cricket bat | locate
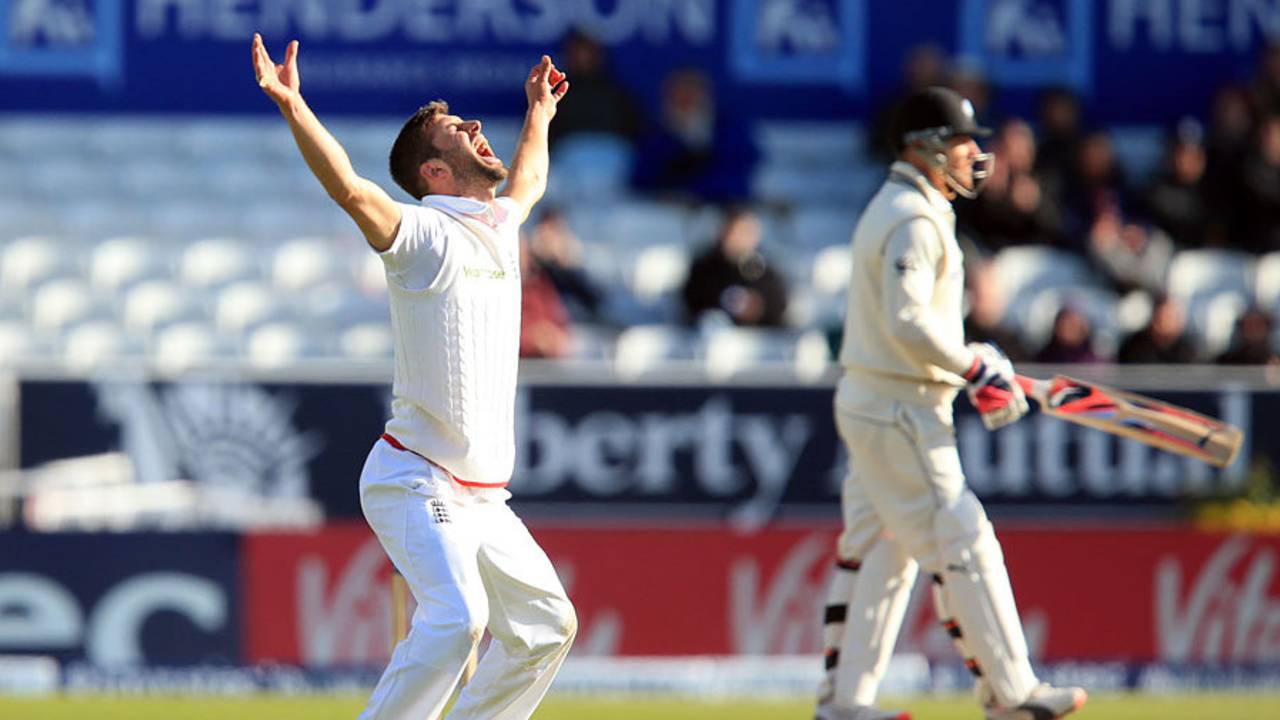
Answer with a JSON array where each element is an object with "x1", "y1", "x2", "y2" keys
[{"x1": 1014, "y1": 375, "x2": 1244, "y2": 468}]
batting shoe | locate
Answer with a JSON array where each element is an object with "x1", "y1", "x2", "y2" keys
[
  {"x1": 983, "y1": 682, "x2": 1087, "y2": 720},
  {"x1": 814, "y1": 702, "x2": 911, "y2": 720}
]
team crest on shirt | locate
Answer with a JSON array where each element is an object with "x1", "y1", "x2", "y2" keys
[{"x1": 429, "y1": 498, "x2": 451, "y2": 524}]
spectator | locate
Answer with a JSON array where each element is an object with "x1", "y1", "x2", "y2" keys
[
  {"x1": 528, "y1": 208, "x2": 605, "y2": 323},
  {"x1": 1063, "y1": 130, "x2": 1129, "y2": 244},
  {"x1": 681, "y1": 207, "x2": 788, "y2": 327},
  {"x1": 633, "y1": 68, "x2": 757, "y2": 202},
  {"x1": 547, "y1": 30, "x2": 641, "y2": 147},
  {"x1": 1251, "y1": 44, "x2": 1280, "y2": 118},
  {"x1": 1204, "y1": 86, "x2": 1254, "y2": 248},
  {"x1": 869, "y1": 44, "x2": 947, "y2": 160},
  {"x1": 1143, "y1": 118, "x2": 1219, "y2": 247},
  {"x1": 1239, "y1": 114, "x2": 1280, "y2": 253},
  {"x1": 1117, "y1": 295, "x2": 1197, "y2": 363},
  {"x1": 1217, "y1": 306, "x2": 1280, "y2": 364},
  {"x1": 1086, "y1": 209, "x2": 1174, "y2": 295},
  {"x1": 1035, "y1": 306, "x2": 1102, "y2": 364},
  {"x1": 964, "y1": 259, "x2": 1030, "y2": 361},
  {"x1": 956, "y1": 118, "x2": 1066, "y2": 251},
  {"x1": 519, "y1": 236, "x2": 572, "y2": 359},
  {"x1": 1034, "y1": 86, "x2": 1084, "y2": 195}
]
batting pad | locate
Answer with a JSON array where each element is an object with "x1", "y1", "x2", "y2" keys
[
  {"x1": 935, "y1": 492, "x2": 1038, "y2": 707},
  {"x1": 819, "y1": 538, "x2": 918, "y2": 708}
]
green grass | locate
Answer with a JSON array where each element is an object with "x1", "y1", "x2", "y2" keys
[{"x1": 0, "y1": 693, "x2": 1277, "y2": 719}]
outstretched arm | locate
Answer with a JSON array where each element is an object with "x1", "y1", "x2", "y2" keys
[
  {"x1": 252, "y1": 33, "x2": 401, "y2": 251},
  {"x1": 501, "y1": 55, "x2": 569, "y2": 223}
]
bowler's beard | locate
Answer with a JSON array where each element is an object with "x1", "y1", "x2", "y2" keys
[{"x1": 446, "y1": 146, "x2": 509, "y2": 191}]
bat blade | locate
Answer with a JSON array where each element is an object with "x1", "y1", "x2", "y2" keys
[{"x1": 1015, "y1": 375, "x2": 1244, "y2": 468}]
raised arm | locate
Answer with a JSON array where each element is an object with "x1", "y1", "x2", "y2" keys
[
  {"x1": 251, "y1": 34, "x2": 401, "y2": 251},
  {"x1": 501, "y1": 55, "x2": 569, "y2": 223}
]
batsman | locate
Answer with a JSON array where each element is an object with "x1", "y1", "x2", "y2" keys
[{"x1": 814, "y1": 87, "x2": 1087, "y2": 720}]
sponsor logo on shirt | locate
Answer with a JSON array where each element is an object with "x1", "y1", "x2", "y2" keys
[{"x1": 463, "y1": 266, "x2": 507, "y2": 280}]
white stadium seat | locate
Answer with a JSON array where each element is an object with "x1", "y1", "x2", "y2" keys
[
  {"x1": 614, "y1": 324, "x2": 702, "y2": 377},
  {"x1": 179, "y1": 238, "x2": 259, "y2": 290},
  {"x1": 214, "y1": 281, "x2": 288, "y2": 341},
  {"x1": 29, "y1": 279, "x2": 100, "y2": 338},
  {"x1": 1165, "y1": 249, "x2": 1255, "y2": 305},
  {"x1": 629, "y1": 243, "x2": 689, "y2": 303},
  {"x1": 89, "y1": 236, "x2": 169, "y2": 298},
  {"x1": 121, "y1": 279, "x2": 204, "y2": 341},
  {"x1": 1, "y1": 236, "x2": 70, "y2": 300},
  {"x1": 704, "y1": 327, "x2": 831, "y2": 381},
  {"x1": 339, "y1": 321, "x2": 394, "y2": 360},
  {"x1": 62, "y1": 320, "x2": 131, "y2": 370},
  {"x1": 152, "y1": 321, "x2": 224, "y2": 372}
]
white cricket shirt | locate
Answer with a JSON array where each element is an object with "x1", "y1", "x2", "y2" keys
[
  {"x1": 379, "y1": 194, "x2": 522, "y2": 487},
  {"x1": 837, "y1": 161, "x2": 976, "y2": 408}
]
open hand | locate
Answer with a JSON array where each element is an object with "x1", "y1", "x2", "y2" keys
[
  {"x1": 525, "y1": 55, "x2": 569, "y2": 115},
  {"x1": 252, "y1": 33, "x2": 300, "y2": 107}
]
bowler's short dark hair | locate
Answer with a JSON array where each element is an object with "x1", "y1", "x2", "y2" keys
[{"x1": 389, "y1": 100, "x2": 449, "y2": 199}]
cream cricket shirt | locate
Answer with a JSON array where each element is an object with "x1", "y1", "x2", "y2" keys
[
  {"x1": 837, "y1": 161, "x2": 977, "y2": 409},
  {"x1": 379, "y1": 194, "x2": 522, "y2": 487}
]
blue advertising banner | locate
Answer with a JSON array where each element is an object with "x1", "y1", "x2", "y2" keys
[
  {"x1": 0, "y1": 0, "x2": 1277, "y2": 122},
  {"x1": 0, "y1": 532, "x2": 241, "y2": 666},
  {"x1": 15, "y1": 378, "x2": 1270, "y2": 522}
]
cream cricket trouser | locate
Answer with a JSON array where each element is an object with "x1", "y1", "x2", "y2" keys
[
  {"x1": 357, "y1": 439, "x2": 577, "y2": 720},
  {"x1": 827, "y1": 392, "x2": 1038, "y2": 709}
]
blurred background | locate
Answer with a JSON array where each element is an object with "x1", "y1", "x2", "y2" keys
[{"x1": 2, "y1": 0, "x2": 1280, "y2": 714}]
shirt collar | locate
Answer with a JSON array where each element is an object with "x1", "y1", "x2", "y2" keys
[
  {"x1": 421, "y1": 194, "x2": 491, "y2": 215},
  {"x1": 889, "y1": 160, "x2": 952, "y2": 213}
]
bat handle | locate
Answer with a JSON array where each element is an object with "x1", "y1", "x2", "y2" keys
[{"x1": 1015, "y1": 374, "x2": 1050, "y2": 404}]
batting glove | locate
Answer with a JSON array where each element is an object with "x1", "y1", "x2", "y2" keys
[{"x1": 963, "y1": 342, "x2": 1029, "y2": 430}]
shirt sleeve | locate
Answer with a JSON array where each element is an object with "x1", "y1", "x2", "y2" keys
[
  {"x1": 881, "y1": 217, "x2": 976, "y2": 377},
  {"x1": 379, "y1": 203, "x2": 449, "y2": 292}
]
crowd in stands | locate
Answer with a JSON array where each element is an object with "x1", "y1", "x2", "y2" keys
[{"x1": 517, "y1": 36, "x2": 1280, "y2": 367}]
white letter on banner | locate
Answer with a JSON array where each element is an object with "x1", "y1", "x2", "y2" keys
[
  {"x1": 575, "y1": 0, "x2": 643, "y2": 44},
  {"x1": 695, "y1": 397, "x2": 742, "y2": 495},
  {"x1": 1230, "y1": 0, "x2": 1280, "y2": 50},
  {"x1": 574, "y1": 412, "x2": 636, "y2": 495},
  {"x1": 136, "y1": 0, "x2": 205, "y2": 40},
  {"x1": 1179, "y1": 0, "x2": 1226, "y2": 52},
  {"x1": 335, "y1": 0, "x2": 399, "y2": 42},
  {"x1": 405, "y1": 0, "x2": 453, "y2": 42},
  {"x1": 455, "y1": 0, "x2": 521, "y2": 42},
  {"x1": 731, "y1": 415, "x2": 811, "y2": 530},
  {"x1": 260, "y1": 0, "x2": 331, "y2": 38},
  {"x1": 1110, "y1": 0, "x2": 1174, "y2": 50},
  {"x1": 210, "y1": 0, "x2": 256, "y2": 41},
  {"x1": 522, "y1": 0, "x2": 570, "y2": 44},
  {"x1": 0, "y1": 574, "x2": 82, "y2": 648},
  {"x1": 86, "y1": 573, "x2": 225, "y2": 667},
  {"x1": 635, "y1": 413, "x2": 697, "y2": 495}
]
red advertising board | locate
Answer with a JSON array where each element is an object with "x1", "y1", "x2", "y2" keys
[{"x1": 241, "y1": 522, "x2": 1280, "y2": 666}]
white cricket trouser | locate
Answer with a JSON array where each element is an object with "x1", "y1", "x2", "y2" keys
[
  {"x1": 824, "y1": 384, "x2": 1038, "y2": 709},
  {"x1": 358, "y1": 438, "x2": 577, "y2": 720}
]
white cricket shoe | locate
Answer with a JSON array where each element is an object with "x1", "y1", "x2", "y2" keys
[
  {"x1": 814, "y1": 702, "x2": 911, "y2": 720},
  {"x1": 983, "y1": 682, "x2": 1087, "y2": 720}
]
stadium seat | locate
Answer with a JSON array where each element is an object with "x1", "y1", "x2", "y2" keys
[
  {"x1": 1108, "y1": 125, "x2": 1166, "y2": 184},
  {"x1": 629, "y1": 244, "x2": 689, "y2": 303},
  {"x1": 271, "y1": 237, "x2": 347, "y2": 292},
  {"x1": 565, "y1": 324, "x2": 618, "y2": 361},
  {"x1": 121, "y1": 280, "x2": 205, "y2": 341},
  {"x1": 1, "y1": 236, "x2": 71, "y2": 300},
  {"x1": 245, "y1": 321, "x2": 317, "y2": 368},
  {"x1": 151, "y1": 321, "x2": 224, "y2": 372},
  {"x1": 594, "y1": 201, "x2": 690, "y2": 248},
  {"x1": 86, "y1": 118, "x2": 182, "y2": 161},
  {"x1": 0, "y1": 320, "x2": 39, "y2": 362},
  {"x1": 704, "y1": 327, "x2": 831, "y2": 381},
  {"x1": 179, "y1": 238, "x2": 259, "y2": 291},
  {"x1": 754, "y1": 121, "x2": 864, "y2": 168},
  {"x1": 790, "y1": 207, "x2": 859, "y2": 249},
  {"x1": 89, "y1": 236, "x2": 169, "y2": 299},
  {"x1": 1165, "y1": 249, "x2": 1255, "y2": 305},
  {"x1": 339, "y1": 321, "x2": 394, "y2": 360},
  {"x1": 548, "y1": 133, "x2": 636, "y2": 203},
  {"x1": 61, "y1": 320, "x2": 131, "y2": 370},
  {"x1": 1187, "y1": 290, "x2": 1249, "y2": 360},
  {"x1": 1020, "y1": 285, "x2": 1123, "y2": 356},
  {"x1": 614, "y1": 324, "x2": 702, "y2": 377},
  {"x1": 214, "y1": 281, "x2": 288, "y2": 342},
  {"x1": 29, "y1": 279, "x2": 100, "y2": 339},
  {"x1": 1253, "y1": 251, "x2": 1280, "y2": 311}
]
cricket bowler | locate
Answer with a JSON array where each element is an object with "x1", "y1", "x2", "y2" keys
[{"x1": 253, "y1": 34, "x2": 576, "y2": 719}]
